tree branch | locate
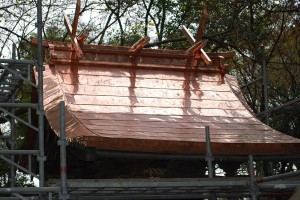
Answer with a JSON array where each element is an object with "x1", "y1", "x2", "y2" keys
[{"x1": 0, "y1": 26, "x2": 31, "y2": 44}]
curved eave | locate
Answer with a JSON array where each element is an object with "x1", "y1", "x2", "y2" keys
[{"x1": 37, "y1": 41, "x2": 300, "y2": 155}]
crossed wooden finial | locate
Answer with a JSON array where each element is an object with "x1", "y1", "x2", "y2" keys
[
  {"x1": 63, "y1": 0, "x2": 89, "y2": 58},
  {"x1": 182, "y1": 25, "x2": 212, "y2": 65}
]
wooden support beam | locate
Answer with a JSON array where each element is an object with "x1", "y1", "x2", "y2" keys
[
  {"x1": 72, "y1": 0, "x2": 81, "y2": 38},
  {"x1": 63, "y1": 11, "x2": 83, "y2": 58},
  {"x1": 182, "y1": 26, "x2": 196, "y2": 44},
  {"x1": 182, "y1": 25, "x2": 211, "y2": 65},
  {"x1": 195, "y1": 2, "x2": 208, "y2": 42},
  {"x1": 187, "y1": 41, "x2": 204, "y2": 56},
  {"x1": 200, "y1": 48, "x2": 212, "y2": 65},
  {"x1": 30, "y1": 37, "x2": 49, "y2": 48},
  {"x1": 77, "y1": 29, "x2": 90, "y2": 46},
  {"x1": 130, "y1": 36, "x2": 150, "y2": 52},
  {"x1": 217, "y1": 56, "x2": 226, "y2": 85}
]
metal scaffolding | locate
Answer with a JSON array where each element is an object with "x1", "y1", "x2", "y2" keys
[
  {"x1": 0, "y1": 0, "x2": 60, "y2": 199},
  {"x1": 0, "y1": 1, "x2": 299, "y2": 200}
]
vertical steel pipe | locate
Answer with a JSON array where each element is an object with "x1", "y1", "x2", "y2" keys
[
  {"x1": 59, "y1": 101, "x2": 69, "y2": 200},
  {"x1": 248, "y1": 155, "x2": 257, "y2": 200},
  {"x1": 28, "y1": 107, "x2": 32, "y2": 124},
  {"x1": 27, "y1": 64, "x2": 31, "y2": 81},
  {"x1": 205, "y1": 126, "x2": 213, "y2": 178},
  {"x1": 28, "y1": 155, "x2": 32, "y2": 181},
  {"x1": 36, "y1": 0, "x2": 45, "y2": 187},
  {"x1": 9, "y1": 93, "x2": 16, "y2": 187},
  {"x1": 12, "y1": 43, "x2": 16, "y2": 60}
]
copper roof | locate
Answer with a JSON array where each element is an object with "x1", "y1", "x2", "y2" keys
[{"x1": 36, "y1": 39, "x2": 300, "y2": 155}]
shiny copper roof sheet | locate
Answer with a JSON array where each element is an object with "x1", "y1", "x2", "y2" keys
[{"x1": 38, "y1": 41, "x2": 300, "y2": 155}]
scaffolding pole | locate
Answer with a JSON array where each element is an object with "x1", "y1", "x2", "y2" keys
[
  {"x1": 36, "y1": 0, "x2": 46, "y2": 187},
  {"x1": 205, "y1": 126, "x2": 214, "y2": 178},
  {"x1": 205, "y1": 126, "x2": 217, "y2": 200},
  {"x1": 248, "y1": 155, "x2": 257, "y2": 200},
  {"x1": 58, "y1": 101, "x2": 69, "y2": 200},
  {"x1": 9, "y1": 94, "x2": 16, "y2": 188}
]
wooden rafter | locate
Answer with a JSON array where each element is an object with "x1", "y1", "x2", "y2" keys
[
  {"x1": 195, "y1": 1, "x2": 208, "y2": 42},
  {"x1": 130, "y1": 36, "x2": 150, "y2": 52},
  {"x1": 187, "y1": 40, "x2": 205, "y2": 55},
  {"x1": 182, "y1": 26, "x2": 196, "y2": 45},
  {"x1": 63, "y1": 11, "x2": 83, "y2": 58},
  {"x1": 77, "y1": 29, "x2": 90, "y2": 46},
  {"x1": 72, "y1": 0, "x2": 81, "y2": 38},
  {"x1": 182, "y1": 25, "x2": 212, "y2": 65}
]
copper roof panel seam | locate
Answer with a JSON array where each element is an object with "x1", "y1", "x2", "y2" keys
[
  {"x1": 67, "y1": 105, "x2": 255, "y2": 112},
  {"x1": 56, "y1": 72, "x2": 221, "y2": 82},
  {"x1": 55, "y1": 67, "x2": 221, "y2": 81},
  {"x1": 58, "y1": 77, "x2": 229, "y2": 90},
  {"x1": 81, "y1": 122, "x2": 272, "y2": 131},
  {"x1": 82, "y1": 137, "x2": 274, "y2": 143},
  {"x1": 86, "y1": 125, "x2": 275, "y2": 132},
  {"x1": 81, "y1": 134, "x2": 296, "y2": 143},
  {"x1": 83, "y1": 134, "x2": 290, "y2": 139},
  {"x1": 60, "y1": 81, "x2": 231, "y2": 93},
  {"x1": 78, "y1": 116, "x2": 261, "y2": 123},
  {"x1": 67, "y1": 105, "x2": 254, "y2": 117},
  {"x1": 87, "y1": 132, "x2": 278, "y2": 139},
  {"x1": 83, "y1": 135, "x2": 292, "y2": 142},
  {"x1": 56, "y1": 72, "x2": 220, "y2": 83},
  {"x1": 59, "y1": 85, "x2": 231, "y2": 92},
  {"x1": 73, "y1": 115, "x2": 262, "y2": 126},
  {"x1": 82, "y1": 125, "x2": 278, "y2": 136},
  {"x1": 59, "y1": 87, "x2": 228, "y2": 95},
  {"x1": 77, "y1": 118, "x2": 263, "y2": 125},
  {"x1": 51, "y1": 60, "x2": 222, "y2": 72},
  {"x1": 71, "y1": 111, "x2": 260, "y2": 121},
  {"x1": 66, "y1": 99, "x2": 246, "y2": 110},
  {"x1": 60, "y1": 85, "x2": 235, "y2": 96},
  {"x1": 86, "y1": 126, "x2": 274, "y2": 133},
  {"x1": 64, "y1": 93, "x2": 242, "y2": 102},
  {"x1": 87, "y1": 130, "x2": 276, "y2": 136},
  {"x1": 85, "y1": 138, "x2": 299, "y2": 145}
]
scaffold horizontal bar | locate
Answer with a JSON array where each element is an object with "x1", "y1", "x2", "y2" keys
[
  {"x1": 0, "y1": 187, "x2": 60, "y2": 193},
  {"x1": 0, "y1": 103, "x2": 37, "y2": 108},
  {"x1": 61, "y1": 178, "x2": 249, "y2": 188},
  {"x1": 0, "y1": 59, "x2": 35, "y2": 65},
  {"x1": 95, "y1": 150, "x2": 300, "y2": 161},
  {"x1": 0, "y1": 150, "x2": 39, "y2": 155},
  {"x1": 67, "y1": 193, "x2": 251, "y2": 200},
  {"x1": 257, "y1": 170, "x2": 300, "y2": 183}
]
